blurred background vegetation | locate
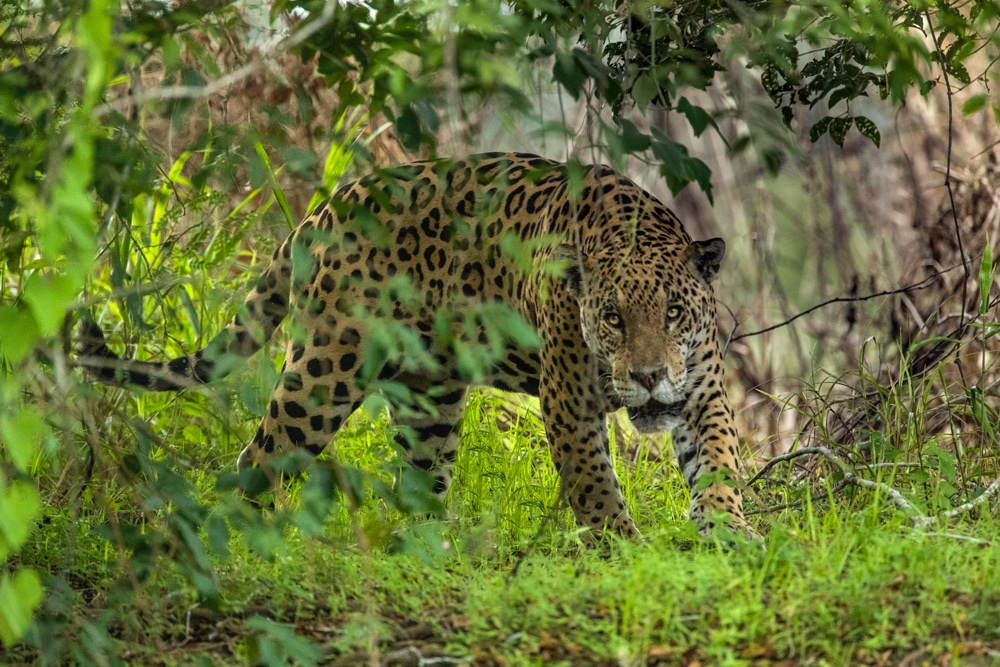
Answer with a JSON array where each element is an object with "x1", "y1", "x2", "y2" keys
[{"x1": 2, "y1": 0, "x2": 1000, "y2": 663}]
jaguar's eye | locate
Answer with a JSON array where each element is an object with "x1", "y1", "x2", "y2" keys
[
  {"x1": 603, "y1": 311, "x2": 624, "y2": 329},
  {"x1": 665, "y1": 305, "x2": 682, "y2": 321}
]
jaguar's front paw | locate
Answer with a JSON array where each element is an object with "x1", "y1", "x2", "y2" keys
[
  {"x1": 690, "y1": 504, "x2": 763, "y2": 549},
  {"x1": 576, "y1": 511, "x2": 642, "y2": 546}
]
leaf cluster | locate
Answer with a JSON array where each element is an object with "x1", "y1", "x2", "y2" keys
[{"x1": 504, "y1": 0, "x2": 1000, "y2": 187}]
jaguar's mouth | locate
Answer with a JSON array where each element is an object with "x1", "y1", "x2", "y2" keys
[{"x1": 626, "y1": 399, "x2": 686, "y2": 433}]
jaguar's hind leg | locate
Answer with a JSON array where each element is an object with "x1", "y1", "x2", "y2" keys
[
  {"x1": 390, "y1": 379, "x2": 468, "y2": 497},
  {"x1": 237, "y1": 337, "x2": 366, "y2": 478}
]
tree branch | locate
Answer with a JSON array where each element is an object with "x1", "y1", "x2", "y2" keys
[
  {"x1": 731, "y1": 269, "x2": 955, "y2": 342},
  {"x1": 746, "y1": 447, "x2": 828, "y2": 486},
  {"x1": 749, "y1": 445, "x2": 999, "y2": 528}
]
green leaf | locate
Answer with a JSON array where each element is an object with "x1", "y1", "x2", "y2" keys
[
  {"x1": 650, "y1": 130, "x2": 713, "y2": 203},
  {"x1": 180, "y1": 286, "x2": 202, "y2": 339},
  {"x1": 396, "y1": 467, "x2": 446, "y2": 516},
  {"x1": 686, "y1": 156, "x2": 713, "y2": 203},
  {"x1": 945, "y1": 36, "x2": 976, "y2": 68},
  {"x1": 828, "y1": 116, "x2": 853, "y2": 146},
  {"x1": 730, "y1": 135, "x2": 751, "y2": 154},
  {"x1": 395, "y1": 105, "x2": 422, "y2": 151},
  {"x1": 760, "y1": 66, "x2": 779, "y2": 97},
  {"x1": 979, "y1": 233, "x2": 994, "y2": 315},
  {"x1": 962, "y1": 94, "x2": 989, "y2": 116},
  {"x1": 23, "y1": 273, "x2": 79, "y2": 336},
  {"x1": 619, "y1": 119, "x2": 651, "y2": 152},
  {"x1": 853, "y1": 116, "x2": 881, "y2": 148},
  {"x1": 780, "y1": 105, "x2": 793, "y2": 128},
  {"x1": 454, "y1": 343, "x2": 487, "y2": 382},
  {"x1": 677, "y1": 97, "x2": 714, "y2": 137},
  {"x1": 0, "y1": 481, "x2": 41, "y2": 551},
  {"x1": 762, "y1": 149, "x2": 784, "y2": 175},
  {"x1": 827, "y1": 87, "x2": 851, "y2": 110},
  {"x1": 245, "y1": 617, "x2": 323, "y2": 666},
  {"x1": 653, "y1": 143, "x2": 688, "y2": 193},
  {"x1": 553, "y1": 52, "x2": 585, "y2": 98},
  {"x1": 1, "y1": 410, "x2": 44, "y2": 473},
  {"x1": 693, "y1": 468, "x2": 732, "y2": 492},
  {"x1": 0, "y1": 569, "x2": 43, "y2": 647},
  {"x1": 908, "y1": 335, "x2": 963, "y2": 353},
  {"x1": 254, "y1": 142, "x2": 296, "y2": 230},
  {"x1": 978, "y1": 322, "x2": 1000, "y2": 340},
  {"x1": 946, "y1": 60, "x2": 971, "y2": 85},
  {"x1": 631, "y1": 72, "x2": 660, "y2": 110},
  {"x1": 927, "y1": 444, "x2": 957, "y2": 483},
  {"x1": 0, "y1": 306, "x2": 41, "y2": 364},
  {"x1": 809, "y1": 116, "x2": 833, "y2": 143}
]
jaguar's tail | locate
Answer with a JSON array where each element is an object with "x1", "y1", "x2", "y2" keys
[{"x1": 77, "y1": 237, "x2": 293, "y2": 391}]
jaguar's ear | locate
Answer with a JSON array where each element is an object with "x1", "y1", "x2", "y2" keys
[
  {"x1": 552, "y1": 244, "x2": 587, "y2": 297},
  {"x1": 686, "y1": 237, "x2": 726, "y2": 283}
]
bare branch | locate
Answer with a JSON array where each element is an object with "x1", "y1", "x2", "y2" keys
[
  {"x1": 839, "y1": 464, "x2": 921, "y2": 516},
  {"x1": 914, "y1": 531, "x2": 989, "y2": 545},
  {"x1": 931, "y1": 474, "x2": 1000, "y2": 524},
  {"x1": 925, "y1": 9, "x2": 970, "y2": 287},
  {"x1": 787, "y1": 445, "x2": 923, "y2": 516},
  {"x1": 735, "y1": 272, "x2": 951, "y2": 342},
  {"x1": 731, "y1": 267, "x2": 959, "y2": 342},
  {"x1": 748, "y1": 444, "x2": 999, "y2": 528},
  {"x1": 744, "y1": 480, "x2": 848, "y2": 516},
  {"x1": 746, "y1": 447, "x2": 829, "y2": 486}
]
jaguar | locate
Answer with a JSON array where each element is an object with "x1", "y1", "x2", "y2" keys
[{"x1": 80, "y1": 152, "x2": 751, "y2": 539}]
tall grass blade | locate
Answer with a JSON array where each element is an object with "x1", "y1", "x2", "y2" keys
[
  {"x1": 979, "y1": 232, "x2": 994, "y2": 315},
  {"x1": 254, "y1": 142, "x2": 296, "y2": 229}
]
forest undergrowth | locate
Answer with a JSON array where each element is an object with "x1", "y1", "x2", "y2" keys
[{"x1": 8, "y1": 364, "x2": 1000, "y2": 666}]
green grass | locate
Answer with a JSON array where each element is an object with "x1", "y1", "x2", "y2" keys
[{"x1": 9, "y1": 387, "x2": 1000, "y2": 666}]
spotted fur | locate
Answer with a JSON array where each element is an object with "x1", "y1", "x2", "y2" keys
[{"x1": 81, "y1": 152, "x2": 750, "y2": 538}]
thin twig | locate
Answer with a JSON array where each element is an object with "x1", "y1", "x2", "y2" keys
[
  {"x1": 914, "y1": 530, "x2": 989, "y2": 544},
  {"x1": 746, "y1": 447, "x2": 828, "y2": 486},
  {"x1": 720, "y1": 301, "x2": 740, "y2": 357},
  {"x1": 864, "y1": 462, "x2": 925, "y2": 469},
  {"x1": 744, "y1": 480, "x2": 849, "y2": 516},
  {"x1": 732, "y1": 269, "x2": 954, "y2": 342},
  {"x1": 378, "y1": 646, "x2": 471, "y2": 666},
  {"x1": 925, "y1": 10, "x2": 969, "y2": 284},
  {"x1": 924, "y1": 10, "x2": 971, "y2": 399}
]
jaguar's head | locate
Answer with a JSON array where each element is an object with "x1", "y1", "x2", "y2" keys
[{"x1": 558, "y1": 237, "x2": 725, "y2": 433}]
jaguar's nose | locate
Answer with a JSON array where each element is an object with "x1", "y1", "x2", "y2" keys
[{"x1": 630, "y1": 368, "x2": 666, "y2": 391}]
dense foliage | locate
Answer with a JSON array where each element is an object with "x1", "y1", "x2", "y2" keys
[{"x1": 1, "y1": 0, "x2": 999, "y2": 662}]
